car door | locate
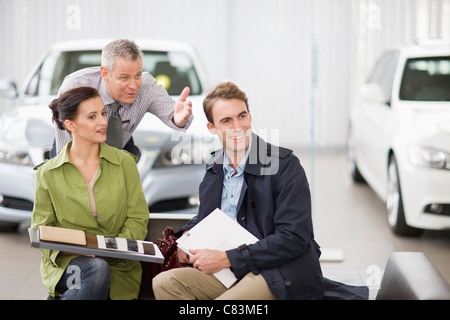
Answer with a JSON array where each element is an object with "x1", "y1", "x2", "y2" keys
[{"x1": 356, "y1": 50, "x2": 399, "y2": 196}]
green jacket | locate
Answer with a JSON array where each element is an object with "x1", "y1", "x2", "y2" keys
[{"x1": 31, "y1": 142, "x2": 149, "y2": 300}]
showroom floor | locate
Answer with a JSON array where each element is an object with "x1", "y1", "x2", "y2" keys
[{"x1": 0, "y1": 149, "x2": 449, "y2": 300}]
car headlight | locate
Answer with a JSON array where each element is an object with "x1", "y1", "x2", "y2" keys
[
  {"x1": 153, "y1": 139, "x2": 216, "y2": 168},
  {"x1": 0, "y1": 143, "x2": 33, "y2": 166},
  {"x1": 408, "y1": 146, "x2": 450, "y2": 170}
]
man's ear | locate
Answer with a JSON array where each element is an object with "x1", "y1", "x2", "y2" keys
[
  {"x1": 100, "y1": 66, "x2": 109, "y2": 82},
  {"x1": 207, "y1": 122, "x2": 216, "y2": 135}
]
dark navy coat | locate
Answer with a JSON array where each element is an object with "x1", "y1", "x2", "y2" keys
[{"x1": 177, "y1": 133, "x2": 325, "y2": 300}]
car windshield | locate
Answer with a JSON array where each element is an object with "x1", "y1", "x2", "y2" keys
[
  {"x1": 399, "y1": 56, "x2": 450, "y2": 101},
  {"x1": 25, "y1": 50, "x2": 203, "y2": 97}
]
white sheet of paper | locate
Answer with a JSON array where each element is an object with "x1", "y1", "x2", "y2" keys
[{"x1": 176, "y1": 208, "x2": 259, "y2": 288}]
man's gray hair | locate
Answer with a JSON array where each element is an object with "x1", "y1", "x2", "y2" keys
[{"x1": 101, "y1": 39, "x2": 143, "y2": 72}]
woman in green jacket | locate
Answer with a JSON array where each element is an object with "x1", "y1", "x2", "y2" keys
[{"x1": 31, "y1": 86, "x2": 149, "y2": 300}]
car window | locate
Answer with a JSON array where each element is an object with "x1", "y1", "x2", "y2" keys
[
  {"x1": 24, "y1": 49, "x2": 203, "y2": 97},
  {"x1": 143, "y1": 51, "x2": 202, "y2": 96},
  {"x1": 52, "y1": 51, "x2": 101, "y2": 95},
  {"x1": 367, "y1": 50, "x2": 399, "y2": 102},
  {"x1": 24, "y1": 50, "x2": 60, "y2": 96},
  {"x1": 399, "y1": 56, "x2": 450, "y2": 101}
]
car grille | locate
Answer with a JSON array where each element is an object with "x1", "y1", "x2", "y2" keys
[
  {"x1": 0, "y1": 195, "x2": 198, "y2": 214},
  {"x1": 149, "y1": 197, "x2": 197, "y2": 212},
  {"x1": 0, "y1": 196, "x2": 34, "y2": 211}
]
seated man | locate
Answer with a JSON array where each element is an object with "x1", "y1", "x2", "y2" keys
[{"x1": 152, "y1": 81, "x2": 325, "y2": 300}]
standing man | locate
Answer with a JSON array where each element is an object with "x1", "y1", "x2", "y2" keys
[
  {"x1": 50, "y1": 38, "x2": 193, "y2": 158},
  {"x1": 152, "y1": 81, "x2": 325, "y2": 300}
]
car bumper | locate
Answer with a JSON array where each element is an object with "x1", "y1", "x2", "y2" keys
[
  {"x1": 0, "y1": 163, "x2": 35, "y2": 223},
  {"x1": 142, "y1": 163, "x2": 203, "y2": 216},
  {"x1": 400, "y1": 162, "x2": 450, "y2": 230},
  {"x1": 0, "y1": 160, "x2": 202, "y2": 225}
]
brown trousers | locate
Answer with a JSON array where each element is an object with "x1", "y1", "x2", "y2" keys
[{"x1": 152, "y1": 267, "x2": 276, "y2": 300}]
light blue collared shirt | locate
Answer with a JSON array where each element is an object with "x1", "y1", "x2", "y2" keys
[{"x1": 221, "y1": 142, "x2": 251, "y2": 221}]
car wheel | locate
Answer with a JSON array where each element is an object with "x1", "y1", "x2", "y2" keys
[
  {"x1": 386, "y1": 155, "x2": 423, "y2": 237},
  {"x1": 346, "y1": 125, "x2": 365, "y2": 183}
]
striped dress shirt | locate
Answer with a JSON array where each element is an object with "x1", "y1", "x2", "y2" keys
[{"x1": 54, "y1": 67, "x2": 192, "y2": 153}]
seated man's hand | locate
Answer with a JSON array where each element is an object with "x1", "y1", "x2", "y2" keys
[
  {"x1": 177, "y1": 247, "x2": 191, "y2": 264},
  {"x1": 189, "y1": 249, "x2": 231, "y2": 274}
]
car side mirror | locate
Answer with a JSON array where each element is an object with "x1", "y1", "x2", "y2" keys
[
  {"x1": 26, "y1": 119, "x2": 54, "y2": 148},
  {"x1": 361, "y1": 83, "x2": 390, "y2": 105},
  {"x1": 0, "y1": 78, "x2": 18, "y2": 99}
]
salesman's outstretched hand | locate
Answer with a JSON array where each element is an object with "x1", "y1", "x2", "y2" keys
[{"x1": 173, "y1": 87, "x2": 192, "y2": 128}]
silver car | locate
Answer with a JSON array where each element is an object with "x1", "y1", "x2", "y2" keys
[{"x1": 0, "y1": 39, "x2": 216, "y2": 239}]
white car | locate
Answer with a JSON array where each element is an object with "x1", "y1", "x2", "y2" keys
[
  {"x1": 0, "y1": 39, "x2": 216, "y2": 238},
  {"x1": 347, "y1": 43, "x2": 450, "y2": 237}
]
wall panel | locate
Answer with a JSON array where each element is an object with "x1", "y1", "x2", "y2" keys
[{"x1": 0, "y1": 0, "x2": 448, "y2": 148}]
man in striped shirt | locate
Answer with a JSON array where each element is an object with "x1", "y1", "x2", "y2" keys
[{"x1": 50, "y1": 39, "x2": 193, "y2": 159}]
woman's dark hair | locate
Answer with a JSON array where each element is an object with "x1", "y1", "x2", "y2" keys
[{"x1": 49, "y1": 86, "x2": 101, "y2": 131}]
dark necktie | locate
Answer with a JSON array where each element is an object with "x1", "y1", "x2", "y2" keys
[{"x1": 105, "y1": 102, "x2": 123, "y2": 149}]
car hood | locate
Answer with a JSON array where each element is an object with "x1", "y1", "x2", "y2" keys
[
  {"x1": 402, "y1": 102, "x2": 450, "y2": 150},
  {"x1": 135, "y1": 94, "x2": 218, "y2": 148},
  {"x1": 0, "y1": 97, "x2": 55, "y2": 148},
  {"x1": 136, "y1": 95, "x2": 210, "y2": 135},
  {"x1": 0, "y1": 94, "x2": 216, "y2": 165}
]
